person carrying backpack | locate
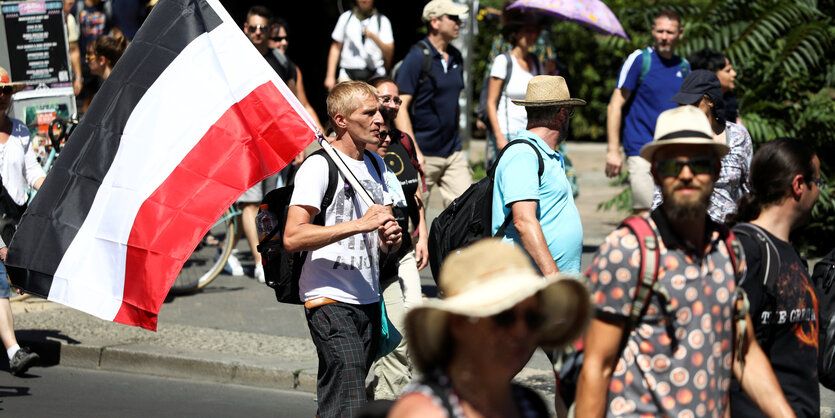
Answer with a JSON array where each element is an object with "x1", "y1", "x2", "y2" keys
[
  {"x1": 484, "y1": 11, "x2": 541, "y2": 165},
  {"x1": 577, "y1": 106, "x2": 793, "y2": 417},
  {"x1": 324, "y1": 0, "x2": 394, "y2": 89},
  {"x1": 492, "y1": 75, "x2": 584, "y2": 276},
  {"x1": 727, "y1": 137, "x2": 823, "y2": 417},
  {"x1": 394, "y1": 0, "x2": 469, "y2": 211}
]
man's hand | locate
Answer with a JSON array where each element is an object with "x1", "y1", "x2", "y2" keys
[
  {"x1": 414, "y1": 236, "x2": 429, "y2": 270},
  {"x1": 379, "y1": 220, "x2": 402, "y2": 250},
  {"x1": 605, "y1": 150, "x2": 623, "y2": 178},
  {"x1": 0, "y1": 247, "x2": 7, "y2": 263},
  {"x1": 359, "y1": 204, "x2": 396, "y2": 233}
]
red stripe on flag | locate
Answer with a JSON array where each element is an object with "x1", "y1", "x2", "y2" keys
[{"x1": 116, "y1": 81, "x2": 313, "y2": 330}]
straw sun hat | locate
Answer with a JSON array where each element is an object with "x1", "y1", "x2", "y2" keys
[
  {"x1": 640, "y1": 105, "x2": 730, "y2": 162},
  {"x1": 405, "y1": 239, "x2": 591, "y2": 372},
  {"x1": 0, "y1": 66, "x2": 25, "y2": 95},
  {"x1": 511, "y1": 75, "x2": 587, "y2": 107}
]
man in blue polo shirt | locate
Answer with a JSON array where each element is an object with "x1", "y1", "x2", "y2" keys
[
  {"x1": 492, "y1": 76, "x2": 585, "y2": 274},
  {"x1": 395, "y1": 0, "x2": 469, "y2": 209},
  {"x1": 605, "y1": 10, "x2": 689, "y2": 215}
]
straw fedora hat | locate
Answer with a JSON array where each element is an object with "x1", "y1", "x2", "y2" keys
[
  {"x1": 405, "y1": 239, "x2": 591, "y2": 373},
  {"x1": 0, "y1": 66, "x2": 26, "y2": 95},
  {"x1": 640, "y1": 105, "x2": 729, "y2": 162},
  {"x1": 511, "y1": 75, "x2": 586, "y2": 107}
]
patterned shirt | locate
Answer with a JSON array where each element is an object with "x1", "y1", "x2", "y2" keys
[
  {"x1": 652, "y1": 121, "x2": 753, "y2": 223},
  {"x1": 587, "y1": 209, "x2": 745, "y2": 417}
]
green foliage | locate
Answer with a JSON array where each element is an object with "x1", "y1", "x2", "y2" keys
[{"x1": 471, "y1": 160, "x2": 487, "y2": 181}]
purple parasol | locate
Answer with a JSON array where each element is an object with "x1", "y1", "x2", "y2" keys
[{"x1": 507, "y1": 0, "x2": 629, "y2": 40}]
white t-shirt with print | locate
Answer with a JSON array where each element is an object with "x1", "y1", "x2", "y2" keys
[
  {"x1": 331, "y1": 11, "x2": 393, "y2": 77},
  {"x1": 490, "y1": 53, "x2": 539, "y2": 138},
  {"x1": 290, "y1": 148, "x2": 392, "y2": 304}
]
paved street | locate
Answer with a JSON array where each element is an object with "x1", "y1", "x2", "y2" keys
[{"x1": 0, "y1": 365, "x2": 316, "y2": 417}]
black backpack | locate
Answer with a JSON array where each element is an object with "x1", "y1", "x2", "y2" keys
[
  {"x1": 427, "y1": 139, "x2": 543, "y2": 281},
  {"x1": 731, "y1": 223, "x2": 782, "y2": 347},
  {"x1": 474, "y1": 51, "x2": 512, "y2": 126},
  {"x1": 812, "y1": 248, "x2": 835, "y2": 389},
  {"x1": 257, "y1": 149, "x2": 380, "y2": 304}
]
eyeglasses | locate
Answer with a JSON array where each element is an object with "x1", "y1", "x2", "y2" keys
[
  {"x1": 85, "y1": 53, "x2": 96, "y2": 60},
  {"x1": 811, "y1": 177, "x2": 826, "y2": 188},
  {"x1": 490, "y1": 308, "x2": 545, "y2": 331},
  {"x1": 271, "y1": 36, "x2": 287, "y2": 42},
  {"x1": 379, "y1": 131, "x2": 389, "y2": 139},
  {"x1": 380, "y1": 96, "x2": 401, "y2": 106},
  {"x1": 562, "y1": 106, "x2": 575, "y2": 118},
  {"x1": 0, "y1": 86, "x2": 14, "y2": 95},
  {"x1": 246, "y1": 24, "x2": 267, "y2": 33},
  {"x1": 655, "y1": 156, "x2": 717, "y2": 178}
]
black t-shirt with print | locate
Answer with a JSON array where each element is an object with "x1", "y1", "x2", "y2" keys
[
  {"x1": 379, "y1": 131, "x2": 420, "y2": 280},
  {"x1": 730, "y1": 228, "x2": 819, "y2": 417}
]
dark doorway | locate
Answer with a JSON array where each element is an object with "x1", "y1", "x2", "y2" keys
[{"x1": 220, "y1": 1, "x2": 427, "y2": 122}]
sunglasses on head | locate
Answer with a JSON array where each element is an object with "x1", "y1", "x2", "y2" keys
[
  {"x1": 0, "y1": 86, "x2": 14, "y2": 95},
  {"x1": 490, "y1": 308, "x2": 545, "y2": 331},
  {"x1": 655, "y1": 156, "x2": 716, "y2": 178},
  {"x1": 271, "y1": 36, "x2": 287, "y2": 42}
]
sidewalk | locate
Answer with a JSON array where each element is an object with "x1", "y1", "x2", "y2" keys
[{"x1": 11, "y1": 140, "x2": 832, "y2": 415}]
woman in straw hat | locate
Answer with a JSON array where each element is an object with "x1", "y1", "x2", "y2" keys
[
  {"x1": 389, "y1": 239, "x2": 590, "y2": 417},
  {"x1": 0, "y1": 66, "x2": 45, "y2": 376}
]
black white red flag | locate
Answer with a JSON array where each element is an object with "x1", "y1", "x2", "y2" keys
[{"x1": 6, "y1": 0, "x2": 316, "y2": 330}]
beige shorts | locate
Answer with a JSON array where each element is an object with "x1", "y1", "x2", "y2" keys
[{"x1": 627, "y1": 156, "x2": 654, "y2": 210}]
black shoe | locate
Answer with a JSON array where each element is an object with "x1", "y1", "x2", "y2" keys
[{"x1": 9, "y1": 347, "x2": 39, "y2": 376}]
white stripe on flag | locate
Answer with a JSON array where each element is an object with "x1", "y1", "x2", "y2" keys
[{"x1": 49, "y1": 14, "x2": 286, "y2": 320}]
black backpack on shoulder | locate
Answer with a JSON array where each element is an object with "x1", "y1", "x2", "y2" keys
[
  {"x1": 257, "y1": 149, "x2": 381, "y2": 304},
  {"x1": 257, "y1": 149, "x2": 337, "y2": 304},
  {"x1": 427, "y1": 139, "x2": 543, "y2": 281},
  {"x1": 812, "y1": 248, "x2": 835, "y2": 389}
]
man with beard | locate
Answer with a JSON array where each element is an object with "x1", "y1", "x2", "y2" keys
[
  {"x1": 605, "y1": 10, "x2": 690, "y2": 216},
  {"x1": 729, "y1": 138, "x2": 821, "y2": 417},
  {"x1": 491, "y1": 75, "x2": 585, "y2": 275},
  {"x1": 576, "y1": 106, "x2": 794, "y2": 417}
]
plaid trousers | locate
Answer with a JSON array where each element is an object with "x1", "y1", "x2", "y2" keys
[{"x1": 306, "y1": 302, "x2": 380, "y2": 418}]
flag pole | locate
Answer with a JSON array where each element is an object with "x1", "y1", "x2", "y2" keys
[{"x1": 317, "y1": 135, "x2": 375, "y2": 207}]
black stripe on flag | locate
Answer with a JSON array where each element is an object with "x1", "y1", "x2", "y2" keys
[{"x1": 7, "y1": 0, "x2": 222, "y2": 296}]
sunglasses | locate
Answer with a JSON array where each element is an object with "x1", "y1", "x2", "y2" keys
[
  {"x1": 1, "y1": 86, "x2": 14, "y2": 95},
  {"x1": 246, "y1": 24, "x2": 267, "y2": 33},
  {"x1": 562, "y1": 106, "x2": 575, "y2": 118},
  {"x1": 655, "y1": 156, "x2": 716, "y2": 178},
  {"x1": 444, "y1": 14, "x2": 461, "y2": 23},
  {"x1": 379, "y1": 131, "x2": 389, "y2": 139},
  {"x1": 380, "y1": 96, "x2": 401, "y2": 106},
  {"x1": 811, "y1": 177, "x2": 826, "y2": 188},
  {"x1": 85, "y1": 53, "x2": 97, "y2": 60},
  {"x1": 490, "y1": 308, "x2": 545, "y2": 331},
  {"x1": 271, "y1": 36, "x2": 287, "y2": 42}
]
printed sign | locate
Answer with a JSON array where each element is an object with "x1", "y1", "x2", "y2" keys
[{"x1": 1, "y1": 0, "x2": 70, "y2": 89}]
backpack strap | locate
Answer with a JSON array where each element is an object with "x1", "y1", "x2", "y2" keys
[
  {"x1": 500, "y1": 51, "x2": 513, "y2": 129},
  {"x1": 415, "y1": 40, "x2": 436, "y2": 90},
  {"x1": 720, "y1": 225, "x2": 752, "y2": 381},
  {"x1": 621, "y1": 216, "x2": 661, "y2": 325},
  {"x1": 638, "y1": 47, "x2": 652, "y2": 85},
  {"x1": 257, "y1": 150, "x2": 338, "y2": 248},
  {"x1": 492, "y1": 139, "x2": 544, "y2": 237},
  {"x1": 680, "y1": 57, "x2": 690, "y2": 78}
]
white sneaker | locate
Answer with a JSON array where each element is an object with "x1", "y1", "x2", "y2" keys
[
  {"x1": 255, "y1": 263, "x2": 265, "y2": 283},
  {"x1": 224, "y1": 254, "x2": 244, "y2": 276}
]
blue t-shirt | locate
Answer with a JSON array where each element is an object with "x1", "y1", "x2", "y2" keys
[
  {"x1": 111, "y1": 0, "x2": 143, "y2": 41},
  {"x1": 491, "y1": 131, "x2": 583, "y2": 273},
  {"x1": 618, "y1": 48, "x2": 689, "y2": 156},
  {"x1": 395, "y1": 38, "x2": 464, "y2": 157}
]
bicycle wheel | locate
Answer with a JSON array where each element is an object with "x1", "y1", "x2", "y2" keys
[{"x1": 169, "y1": 208, "x2": 236, "y2": 294}]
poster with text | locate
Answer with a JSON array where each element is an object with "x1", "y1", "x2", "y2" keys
[{"x1": 1, "y1": 0, "x2": 70, "y2": 89}]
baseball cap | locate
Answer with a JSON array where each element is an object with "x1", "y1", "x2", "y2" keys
[{"x1": 422, "y1": 0, "x2": 469, "y2": 22}]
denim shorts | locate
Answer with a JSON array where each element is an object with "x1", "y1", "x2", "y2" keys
[{"x1": 0, "y1": 262, "x2": 11, "y2": 298}]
